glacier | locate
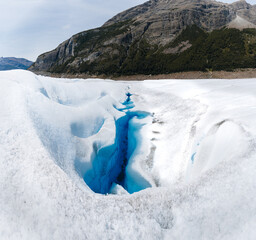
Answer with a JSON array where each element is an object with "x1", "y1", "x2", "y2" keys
[{"x1": 1, "y1": 70, "x2": 256, "y2": 239}]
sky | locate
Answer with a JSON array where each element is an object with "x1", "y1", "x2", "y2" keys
[{"x1": 0, "y1": 0, "x2": 254, "y2": 61}]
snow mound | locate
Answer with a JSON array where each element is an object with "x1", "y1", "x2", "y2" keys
[
  {"x1": 187, "y1": 120, "x2": 252, "y2": 180},
  {"x1": 1, "y1": 70, "x2": 256, "y2": 239}
]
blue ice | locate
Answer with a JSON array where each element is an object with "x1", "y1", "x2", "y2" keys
[
  {"x1": 191, "y1": 152, "x2": 196, "y2": 163},
  {"x1": 78, "y1": 92, "x2": 151, "y2": 194}
]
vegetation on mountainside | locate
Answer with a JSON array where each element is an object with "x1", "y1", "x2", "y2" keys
[
  {"x1": 74, "y1": 20, "x2": 132, "y2": 54},
  {"x1": 50, "y1": 25, "x2": 256, "y2": 76}
]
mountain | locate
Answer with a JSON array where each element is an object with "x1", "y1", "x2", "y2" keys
[
  {"x1": 0, "y1": 57, "x2": 33, "y2": 71},
  {"x1": 30, "y1": 0, "x2": 256, "y2": 76}
]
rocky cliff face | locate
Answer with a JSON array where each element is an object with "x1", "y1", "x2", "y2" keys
[{"x1": 30, "y1": 0, "x2": 256, "y2": 75}]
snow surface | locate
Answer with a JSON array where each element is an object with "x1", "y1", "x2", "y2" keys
[{"x1": 1, "y1": 70, "x2": 256, "y2": 239}]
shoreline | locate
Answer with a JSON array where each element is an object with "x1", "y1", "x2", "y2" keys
[{"x1": 30, "y1": 68, "x2": 256, "y2": 80}]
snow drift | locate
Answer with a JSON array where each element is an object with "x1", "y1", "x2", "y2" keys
[{"x1": 1, "y1": 70, "x2": 256, "y2": 239}]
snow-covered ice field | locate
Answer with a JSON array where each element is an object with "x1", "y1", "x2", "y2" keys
[{"x1": 1, "y1": 70, "x2": 256, "y2": 239}]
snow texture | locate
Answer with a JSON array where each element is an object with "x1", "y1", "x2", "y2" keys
[{"x1": 1, "y1": 70, "x2": 256, "y2": 239}]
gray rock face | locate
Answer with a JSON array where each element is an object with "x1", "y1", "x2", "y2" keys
[
  {"x1": 31, "y1": 38, "x2": 75, "y2": 72},
  {"x1": 105, "y1": 0, "x2": 233, "y2": 42},
  {"x1": 231, "y1": 1, "x2": 256, "y2": 25},
  {"x1": 30, "y1": 0, "x2": 256, "y2": 74}
]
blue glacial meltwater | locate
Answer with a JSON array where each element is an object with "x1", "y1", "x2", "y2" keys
[
  {"x1": 191, "y1": 152, "x2": 196, "y2": 164},
  {"x1": 81, "y1": 93, "x2": 151, "y2": 194}
]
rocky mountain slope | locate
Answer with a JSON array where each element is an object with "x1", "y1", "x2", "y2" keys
[
  {"x1": 30, "y1": 0, "x2": 256, "y2": 76},
  {"x1": 0, "y1": 57, "x2": 33, "y2": 71}
]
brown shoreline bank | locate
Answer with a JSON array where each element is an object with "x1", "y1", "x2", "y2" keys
[{"x1": 31, "y1": 68, "x2": 256, "y2": 80}]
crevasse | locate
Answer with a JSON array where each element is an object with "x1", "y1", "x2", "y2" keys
[{"x1": 82, "y1": 93, "x2": 151, "y2": 194}]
